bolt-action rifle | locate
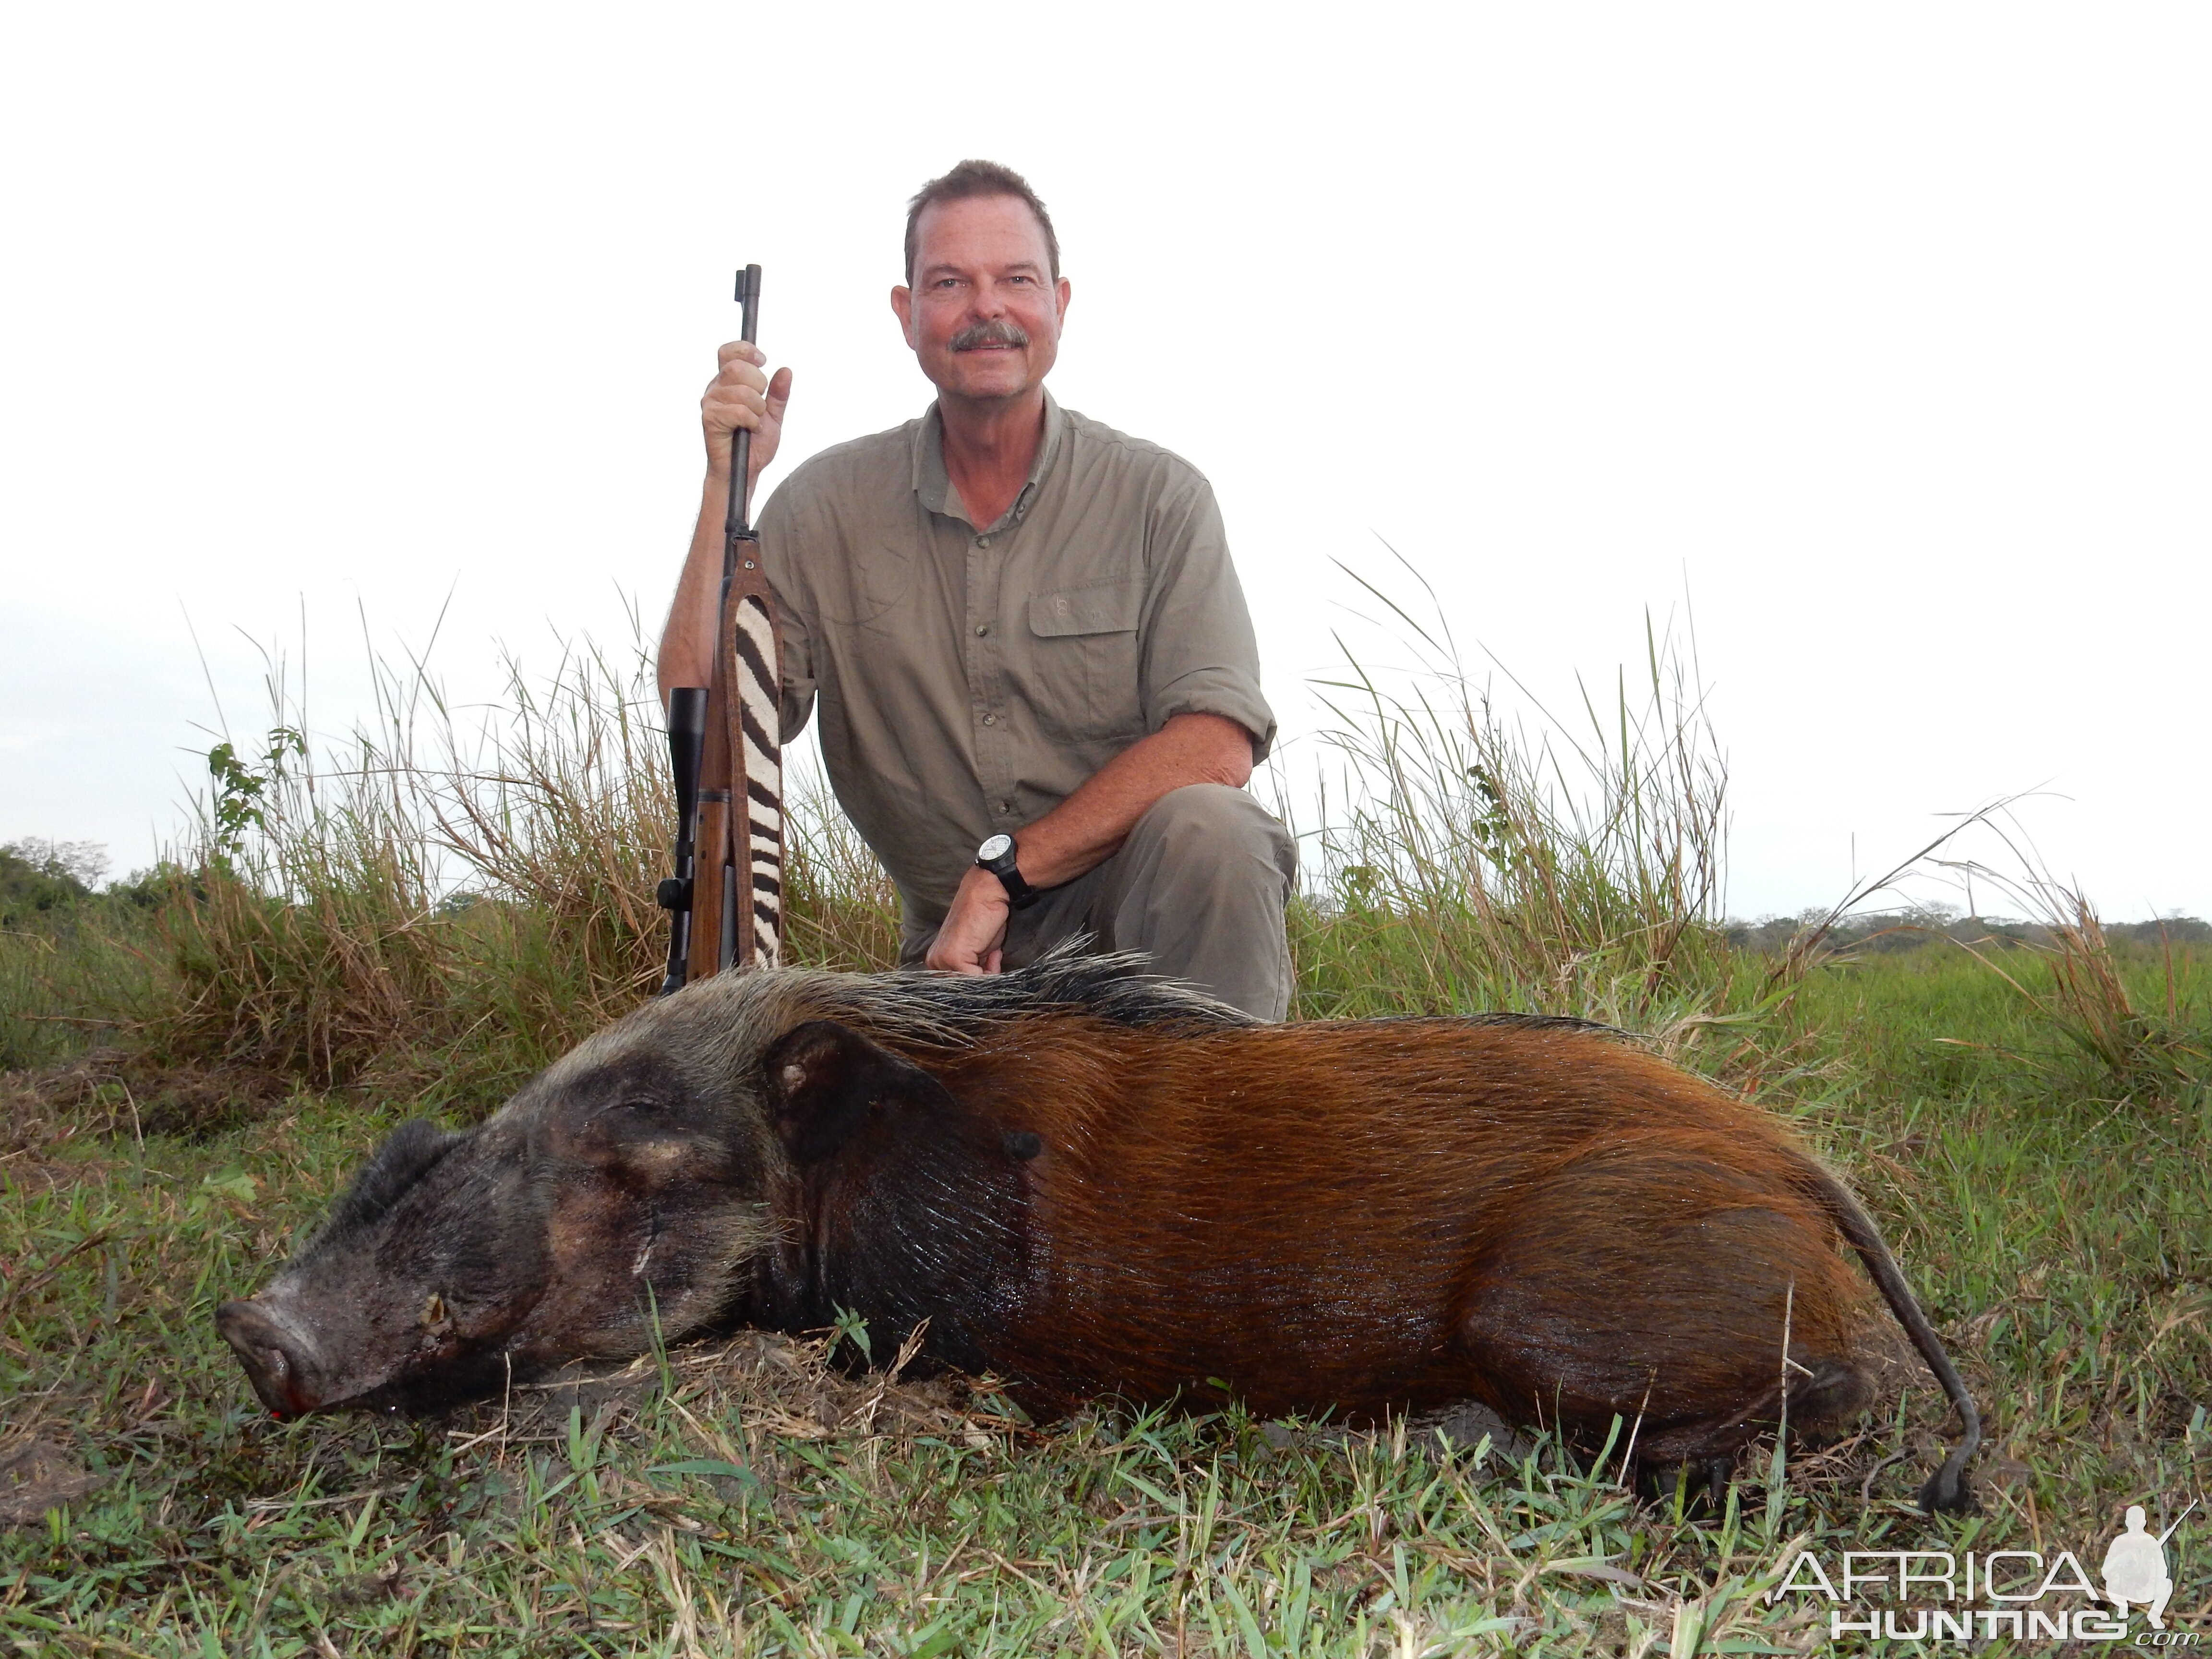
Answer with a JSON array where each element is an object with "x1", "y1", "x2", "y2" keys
[{"x1": 658, "y1": 264, "x2": 782, "y2": 992}]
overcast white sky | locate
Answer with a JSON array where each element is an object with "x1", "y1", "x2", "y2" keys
[{"x1": 4, "y1": 3, "x2": 2206, "y2": 920}]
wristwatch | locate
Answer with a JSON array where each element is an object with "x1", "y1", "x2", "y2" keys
[{"x1": 975, "y1": 833, "x2": 1039, "y2": 910}]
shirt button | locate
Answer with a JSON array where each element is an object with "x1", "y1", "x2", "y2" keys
[
  {"x1": 977, "y1": 535, "x2": 992, "y2": 547},
  {"x1": 981, "y1": 713, "x2": 998, "y2": 726},
  {"x1": 997, "y1": 801, "x2": 1013, "y2": 816},
  {"x1": 975, "y1": 624, "x2": 989, "y2": 637}
]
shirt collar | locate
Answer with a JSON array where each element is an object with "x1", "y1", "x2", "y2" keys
[{"x1": 911, "y1": 390, "x2": 1066, "y2": 530}]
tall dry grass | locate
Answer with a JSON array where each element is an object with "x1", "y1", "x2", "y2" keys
[
  {"x1": 0, "y1": 904, "x2": 160, "y2": 1074},
  {"x1": 1930, "y1": 825, "x2": 2211, "y2": 1104},
  {"x1": 118, "y1": 577, "x2": 1782, "y2": 1106},
  {"x1": 148, "y1": 637, "x2": 896, "y2": 1111},
  {"x1": 1287, "y1": 564, "x2": 1740, "y2": 1036}
]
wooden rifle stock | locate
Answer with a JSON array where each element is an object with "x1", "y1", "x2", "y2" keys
[{"x1": 659, "y1": 264, "x2": 782, "y2": 993}]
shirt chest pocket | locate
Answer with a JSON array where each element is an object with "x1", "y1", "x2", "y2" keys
[{"x1": 1023, "y1": 577, "x2": 1147, "y2": 747}]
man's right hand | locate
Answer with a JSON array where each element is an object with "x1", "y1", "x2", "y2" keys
[
  {"x1": 703, "y1": 341, "x2": 793, "y2": 491},
  {"x1": 926, "y1": 866, "x2": 1012, "y2": 976}
]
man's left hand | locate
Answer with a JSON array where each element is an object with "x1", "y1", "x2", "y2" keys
[{"x1": 926, "y1": 866, "x2": 1012, "y2": 975}]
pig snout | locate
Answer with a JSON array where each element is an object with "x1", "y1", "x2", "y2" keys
[{"x1": 216, "y1": 1299, "x2": 325, "y2": 1419}]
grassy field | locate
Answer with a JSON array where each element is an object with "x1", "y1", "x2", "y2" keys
[{"x1": 4, "y1": 640, "x2": 2209, "y2": 1655}]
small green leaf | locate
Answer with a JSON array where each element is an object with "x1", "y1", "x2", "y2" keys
[{"x1": 648, "y1": 1459, "x2": 757, "y2": 1483}]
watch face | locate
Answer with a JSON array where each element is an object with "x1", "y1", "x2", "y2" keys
[{"x1": 977, "y1": 834, "x2": 1014, "y2": 863}]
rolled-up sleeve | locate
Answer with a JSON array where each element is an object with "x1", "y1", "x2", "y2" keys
[
  {"x1": 755, "y1": 486, "x2": 819, "y2": 744},
  {"x1": 1139, "y1": 474, "x2": 1277, "y2": 760}
]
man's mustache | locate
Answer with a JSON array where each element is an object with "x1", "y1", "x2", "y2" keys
[{"x1": 949, "y1": 320, "x2": 1030, "y2": 352}]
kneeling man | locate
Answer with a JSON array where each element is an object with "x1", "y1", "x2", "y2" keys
[{"x1": 658, "y1": 161, "x2": 1296, "y2": 1019}]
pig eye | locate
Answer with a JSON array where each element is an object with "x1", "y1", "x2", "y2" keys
[
  {"x1": 582, "y1": 1098, "x2": 668, "y2": 1130},
  {"x1": 420, "y1": 1293, "x2": 448, "y2": 1328}
]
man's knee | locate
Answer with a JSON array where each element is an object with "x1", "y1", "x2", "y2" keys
[
  {"x1": 1105, "y1": 784, "x2": 1296, "y2": 1021},
  {"x1": 1128, "y1": 784, "x2": 1296, "y2": 881}
]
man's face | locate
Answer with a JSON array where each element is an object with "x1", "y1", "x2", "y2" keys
[{"x1": 892, "y1": 194, "x2": 1070, "y2": 405}]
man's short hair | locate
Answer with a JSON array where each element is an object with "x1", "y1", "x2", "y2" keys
[{"x1": 904, "y1": 160, "x2": 1061, "y2": 285}]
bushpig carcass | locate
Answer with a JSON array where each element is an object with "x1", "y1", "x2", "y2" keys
[{"x1": 216, "y1": 951, "x2": 1981, "y2": 1510}]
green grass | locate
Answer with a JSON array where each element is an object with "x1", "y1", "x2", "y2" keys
[
  {"x1": 5, "y1": 613, "x2": 2211, "y2": 1652},
  {"x1": 6, "y1": 945, "x2": 2209, "y2": 1655},
  {"x1": 0, "y1": 901, "x2": 160, "y2": 1077}
]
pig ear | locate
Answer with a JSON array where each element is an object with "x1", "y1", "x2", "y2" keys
[{"x1": 762, "y1": 1020, "x2": 956, "y2": 1164}]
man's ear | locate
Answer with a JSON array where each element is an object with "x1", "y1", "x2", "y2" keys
[
  {"x1": 890, "y1": 284, "x2": 916, "y2": 346},
  {"x1": 762, "y1": 1020, "x2": 956, "y2": 1165}
]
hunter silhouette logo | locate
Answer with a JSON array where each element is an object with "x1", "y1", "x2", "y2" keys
[
  {"x1": 1768, "y1": 1497, "x2": 2198, "y2": 1644},
  {"x1": 2104, "y1": 1501, "x2": 2194, "y2": 1631}
]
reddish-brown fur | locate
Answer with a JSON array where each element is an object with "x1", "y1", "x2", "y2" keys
[
  {"x1": 219, "y1": 957, "x2": 1978, "y2": 1509},
  {"x1": 774, "y1": 1015, "x2": 1877, "y2": 1462}
]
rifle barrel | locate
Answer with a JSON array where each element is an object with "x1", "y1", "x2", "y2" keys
[
  {"x1": 725, "y1": 264, "x2": 763, "y2": 550},
  {"x1": 2159, "y1": 1498, "x2": 2199, "y2": 1545}
]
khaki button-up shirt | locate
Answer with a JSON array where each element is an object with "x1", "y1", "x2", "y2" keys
[{"x1": 758, "y1": 392, "x2": 1275, "y2": 933}]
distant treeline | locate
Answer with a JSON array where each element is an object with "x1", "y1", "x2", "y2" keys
[
  {"x1": 0, "y1": 840, "x2": 175, "y2": 927},
  {"x1": 1723, "y1": 905, "x2": 2210, "y2": 956},
  {"x1": 7, "y1": 834, "x2": 2205, "y2": 961}
]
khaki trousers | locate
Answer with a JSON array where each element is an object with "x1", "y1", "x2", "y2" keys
[{"x1": 899, "y1": 784, "x2": 1298, "y2": 1021}]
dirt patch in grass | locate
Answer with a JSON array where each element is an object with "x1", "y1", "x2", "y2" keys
[
  {"x1": 0, "y1": 1437, "x2": 101, "y2": 1527},
  {"x1": 3, "y1": 1050, "x2": 308, "y2": 1156}
]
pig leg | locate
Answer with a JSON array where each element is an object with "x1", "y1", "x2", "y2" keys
[
  {"x1": 1641, "y1": 1455, "x2": 1738, "y2": 1515},
  {"x1": 1453, "y1": 1136, "x2": 1871, "y2": 1464}
]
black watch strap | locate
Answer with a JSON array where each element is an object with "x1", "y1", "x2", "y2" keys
[{"x1": 975, "y1": 833, "x2": 1039, "y2": 910}]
